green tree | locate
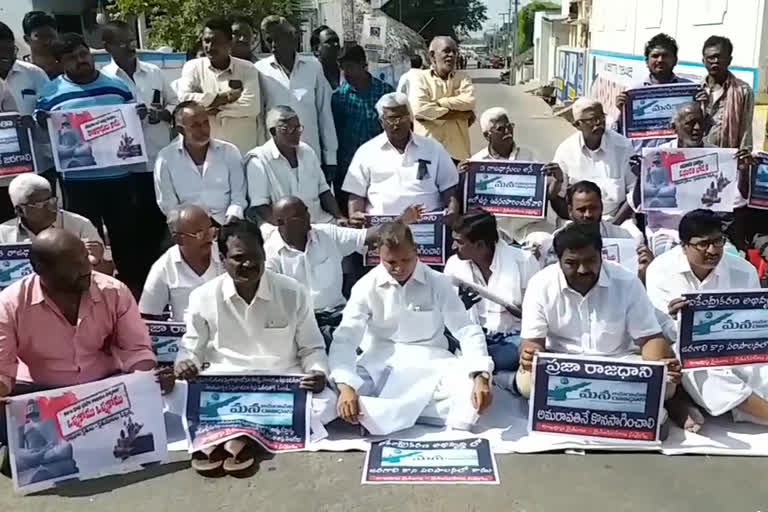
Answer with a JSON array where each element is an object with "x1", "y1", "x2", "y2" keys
[
  {"x1": 516, "y1": 1, "x2": 560, "y2": 54},
  {"x1": 383, "y1": 0, "x2": 488, "y2": 42},
  {"x1": 110, "y1": 0, "x2": 300, "y2": 52}
]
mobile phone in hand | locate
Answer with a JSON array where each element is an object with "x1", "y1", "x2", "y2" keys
[{"x1": 228, "y1": 79, "x2": 243, "y2": 89}]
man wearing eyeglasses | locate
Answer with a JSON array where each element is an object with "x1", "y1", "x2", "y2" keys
[
  {"x1": 645, "y1": 209, "x2": 767, "y2": 427},
  {"x1": 139, "y1": 204, "x2": 224, "y2": 321}
]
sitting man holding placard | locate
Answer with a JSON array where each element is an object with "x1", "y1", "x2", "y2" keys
[
  {"x1": 330, "y1": 221, "x2": 493, "y2": 435},
  {"x1": 646, "y1": 209, "x2": 768, "y2": 425},
  {"x1": 174, "y1": 219, "x2": 335, "y2": 474}
]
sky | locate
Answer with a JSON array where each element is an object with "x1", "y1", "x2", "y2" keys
[{"x1": 477, "y1": 0, "x2": 560, "y2": 34}]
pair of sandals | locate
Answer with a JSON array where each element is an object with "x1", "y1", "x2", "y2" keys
[{"x1": 191, "y1": 437, "x2": 255, "y2": 476}]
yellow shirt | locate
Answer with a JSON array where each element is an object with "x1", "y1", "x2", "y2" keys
[{"x1": 408, "y1": 69, "x2": 475, "y2": 160}]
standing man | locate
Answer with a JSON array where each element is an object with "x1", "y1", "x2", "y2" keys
[
  {"x1": 396, "y1": 55, "x2": 423, "y2": 96},
  {"x1": 102, "y1": 20, "x2": 178, "y2": 287},
  {"x1": 22, "y1": 11, "x2": 60, "y2": 79},
  {"x1": 230, "y1": 13, "x2": 255, "y2": 62},
  {"x1": 332, "y1": 44, "x2": 394, "y2": 210},
  {"x1": 310, "y1": 25, "x2": 342, "y2": 91},
  {"x1": 177, "y1": 16, "x2": 262, "y2": 155},
  {"x1": 410, "y1": 36, "x2": 475, "y2": 163},
  {"x1": 256, "y1": 16, "x2": 338, "y2": 183}
]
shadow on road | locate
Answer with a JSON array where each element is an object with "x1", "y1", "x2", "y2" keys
[{"x1": 472, "y1": 77, "x2": 504, "y2": 85}]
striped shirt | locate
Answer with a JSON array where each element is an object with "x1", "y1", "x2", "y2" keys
[{"x1": 36, "y1": 72, "x2": 140, "y2": 180}]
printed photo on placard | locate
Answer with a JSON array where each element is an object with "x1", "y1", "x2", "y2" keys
[
  {"x1": 622, "y1": 84, "x2": 699, "y2": 140},
  {"x1": 145, "y1": 321, "x2": 185, "y2": 364},
  {"x1": 529, "y1": 353, "x2": 666, "y2": 443},
  {"x1": 0, "y1": 243, "x2": 32, "y2": 289},
  {"x1": 678, "y1": 291, "x2": 768, "y2": 370},
  {"x1": 362, "y1": 439, "x2": 499, "y2": 484},
  {"x1": 602, "y1": 238, "x2": 638, "y2": 274},
  {"x1": 749, "y1": 153, "x2": 768, "y2": 210},
  {"x1": 0, "y1": 112, "x2": 36, "y2": 176},
  {"x1": 364, "y1": 212, "x2": 446, "y2": 266},
  {"x1": 464, "y1": 160, "x2": 547, "y2": 218}
]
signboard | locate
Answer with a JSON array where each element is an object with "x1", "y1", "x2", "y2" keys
[
  {"x1": 361, "y1": 14, "x2": 387, "y2": 52},
  {"x1": 749, "y1": 152, "x2": 768, "y2": 209},
  {"x1": 48, "y1": 104, "x2": 148, "y2": 173},
  {"x1": 622, "y1": 84, "x2": 700, "y2": 140},
  {"x1": 602, "y1": 238, "x2": 638, "y2": 274},
  {"x1": 464, "y1": 161, "x2": 547, "y2": 218},
  {"x1": 5, "y1": 372, "x2": 167, "y2": 494},
  {"x1": 0, "y1": 113, "x2": 36, "y2": 176},
  {"x1": 145, "y1": 321, "x2": 185, "y2": 364},
  {"x1": 364, "y1": 212, "x2": 447, "y2": 266},
  {"x1": 555, "y1": 48, "x2": 586, "y2": 103},
  {"x1": 529, "y1": 353, "x2": 666, "y2": 443},
  {"x1": 640, "y1": 147, "x2": 738, "y2": 213},
  {"x1": 0, "y1": 243, "x2": 32, "y2": 289},
  {"x1": 362, "y1": 439, "x2": 499, "y2": 484},
  {"x1": 183, "y1": 374, "x2": 310, "y2": 453},
  {"x1": 678, "y1": 291, "x2": 768, "y2": 370}
]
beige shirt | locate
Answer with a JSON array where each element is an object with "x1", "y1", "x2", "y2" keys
[
  {"x1": 0, "y1": 210, "x2": 102, "y2": 244},
  {"x1": 409, "y1": 69, "x2": 476, "y2": 160}
]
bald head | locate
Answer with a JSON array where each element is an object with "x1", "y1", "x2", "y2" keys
[
  {"x1": 429, "y1": 36, "x2": 457, "y2": 77},
  {"x1": 168, "y1": 204, "x2": 215, "y2": 254},
  {"x1": 672, "y1": 101, "x2": 704, "y2": 147},
  {"x1": 31, "y1": 228, "x2": 92, "y2": 293},
  {"x1": 31, "y1": 228, "x2": 83, "y2": 265},
  {"x1": 168, "y1": 204, "x2": 210, "y2": 233},
  {"x1": 273, "y1": 196, "x2": 311, "y2": 236}
]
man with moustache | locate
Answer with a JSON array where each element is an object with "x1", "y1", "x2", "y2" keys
[
  {"x1": 311, "y1": 25, "x2": 342, "y2": 91},
  {"x1": 230, "y1": 14, "x2": 255, "y2": 62}
]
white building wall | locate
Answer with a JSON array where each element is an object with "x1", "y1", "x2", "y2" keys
[{"x1": 0, "y1": 0, "x2": 36, "y2": 52}]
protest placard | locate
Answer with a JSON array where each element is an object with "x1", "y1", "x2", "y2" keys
[
  {"x1": 640, "y1": 147, "x2": 738, "y2": 213},
  {"x1": 602, "y1": 238, "x2": 638, "y2": 274},
  {"x1": 529, "y1": 353, "x2": 666, "y2": 443},
  {"x1": 464, "y1": 160, "x2": 547, "y2": 218},
  {"x1": 749, "y1": 153, "x2": 768, "y2": 209},
  {"x1": 145, "y1": 321, "x2": 185, "y2": 365},
  {"x1": 364, "y1": 211, "x2": 446, "y2": 266},
  {"x1": 0, "y1": 113, "x2": 36, "y2": 177},
  {"x1": 622, "y1": 83, "x2": 700, "y2": 140},
  {"x1": 183, "y1": 374, "x2": 310, "y2": 453},
  {"x1": 47, "y1": 104, "x2": 147, "y2": 173},
  {"x1": 678, "y1": 291, "x2": 768, "y2": 370},
  {"x1": 5, "y1": 372, "x2": 167, "y2": 494},
  {"x1": 0, "y1": 243, "x2": 32, "y2": 289},
  {"x1": 362, "y1": 438, "x2": 499, "y2": 484}
]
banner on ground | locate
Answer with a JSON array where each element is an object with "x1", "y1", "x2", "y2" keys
[
  {"x1": 0, "y1": 243, "x2": 32, "y2": 289},
  {"x1": 678, "y1": 290, "x2": 768, "y2": 370},
  {"x1": 145, "y1": 321, "x2": 185, "y2": 364},
  {"x1": 602, "y1": 238, "x2": 638, "y2": 274},
  {"x1": 5, "y1": 372, "x2": 167, "y2": 494},
  {"x1": 183, "y1": 374, "x2": 310, "y2": 453},
  {"x1": 749, "y1": 153, "x2": 768, "y2": 209},
  {"x1": 640, "y1": 147, "x2": 738, "y2": 213},
  {"x1": 0, "y1": 113, "x2": 36, "y2": 176},
  {"x1": 464, "y1": 161, "x2": 547, "y2": 218},
  {"x1": 529, "y1": 353, "x2": 666, "y2": 443},
  {"x1": 622, "y1": 83, "x2": 699, "y2": 140},
  {"x1": 364, "y1": 212, "x2": 446, "y2": 266},
  {"x1": 362, "y1": 438, "x2": 499, "y2": 484},
  {"x1": 47, "y1": 104, "x2": 147, "y2": 173}
]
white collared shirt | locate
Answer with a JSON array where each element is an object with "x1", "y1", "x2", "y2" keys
[
  {"x1": 0, "y1": 210, "x2": 102, "y2": 244},
  {"x1": 177, "y1": 271, "x2": 329, "y2": 375},
  {"x1": 245, "y1": 138, "x2": 332, "y2": 223},
  {"x1": 645, "y1": 246, "x2": 760, "y2": 341},
  {"x1": 553, "y1": 129, "x2": 636, "y2": 220},
  {"x1": 521, "y1": 261, "x2": 662, "y2": 357},
  {"x1": 154, "y1": 137, "x2": 247, "y2": 224},
  {"x1": 329, "y1": 262, "x2": 492, "y2": 391},
  {"x1": 138, "y1": 244, "x2": 225, "y2": 321},
  {"x1": 176, "y1": 56, "x2": 262, "y2": 155},
  {"x1": 4, "y1": 60, "x2": 52, "y2": 173},
  {"x1": 342, "y1": 132, "x2": 459, "y2": 215},
  {"x1": 255, "y1": 54, "x2": 337, "y2": 165},
  {"x1": 102, "y1": 58, "x2": 178, "y2": 169},
  {"x1": 264, "y1": 224, "x2": 366, "y2": 310},
  {"x1": 444, "y1": 240, "x2": 538, "y2": 333}
]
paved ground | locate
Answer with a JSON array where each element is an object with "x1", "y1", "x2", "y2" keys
[{"x1": 2, "y1": 69, "x2": 767, "y2": 511}]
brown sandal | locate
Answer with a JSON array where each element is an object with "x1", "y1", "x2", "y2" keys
[
  {"x1": 191, "y1": 444, "x2": 226, "y2": 475},
  {"x1": 222, "y1": 437, "x2": 255, "y2": 474}
]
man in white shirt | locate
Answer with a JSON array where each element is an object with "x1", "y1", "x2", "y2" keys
[
  {"x1": 516, "y1": 223, "x2": 680, "y2": 399},
  {"x1": 343, "y1": 92, "x2": 460, "y2": 224},
  {"x1": 154, "y1": 101, "x2": 247, "y2": 225},
  {"x1": 330, "y1": 222, "x2": 493, "y2": 435},
  {"x1": 396, "y1": 55, "x2": 423, "y2": 97},
  {"x1": 176, "y1": 16, "x2": 261, "y2": 155},
  {"x1": 553, "y1": 98, "x2": 636, "y2": 226},
  {"x1": 245, "y1": 105, "x2": 344, "y2": 225},
  {"x1": 140, "y1": 204, "x2": 224, "y2": 321},
  {"x1": 646, "y1": 209, "x2": 768, "y2": 426},
  {"x1": 256, "y1": 16, "x2": 337, "y2": 182},
  {"x1": 444, "y1": 210, "x2": 538, "y2": 379}
]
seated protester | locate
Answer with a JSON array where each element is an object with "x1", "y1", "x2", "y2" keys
[
  {"x1": 646, "y1": 209, "x2": 768, "y2": 426},
  {"x1": 173, "y1": 220, "x2": 335, "y2": 475},
  {"x1": 246, "y1": 105, "x2": 345, "y2": 226},
  {"x1": 444, "y1": 210, "x2": 538, "y2": 379},
  {"x1": 517, "y1": 224, "x2": 680, "y2": 409},
  {"x1": 139, "y1": 204, "x2": 224, "y2": 321},
  {"x1": 154, "y1": 100, "x2": 247, "y2": 226},
  {"x1": 330, "y1": 222, "x2": 493, "y2": 435},
  {"x1": 0, "y1": 173, "x2": 114, "y2": 275},
  {"x1": 264, "y1": 196, "x2": 422, "y2": 350},
  {"x1": 0, "y1": 229, "x2": 158, "y2": 447}
]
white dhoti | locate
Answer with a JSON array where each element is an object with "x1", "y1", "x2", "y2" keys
[{"x1": 683, "y1": 364, "x2": 768, "y2": 425}]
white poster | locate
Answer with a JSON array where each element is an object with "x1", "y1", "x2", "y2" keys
[
  {"x1": 602, "y1": 238, "x2": 638, "y2": 274},
  {"x1": 362, "y1": 15, "x2": 387, "y2": 51}
]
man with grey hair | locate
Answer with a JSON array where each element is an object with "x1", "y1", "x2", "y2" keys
[
  {"x1": 409, "y1": 36, "x2": 475, "y2": 162},
  {"x1": 245, "y1": 105, "x2": 345, "y2": 225},
  {"x1": 256, "y1": 15, "x2": 338, "y2": 183},
  {"x1": 343, "y1": 92, "x2": 460, "y2": 224},
  {"x1": 139, "y1": 204, "x2": 224, "y2": 321}
]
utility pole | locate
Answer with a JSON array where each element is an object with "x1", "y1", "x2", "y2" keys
[
  {"x1": 499, "y1": 12, "x2": 508, "y2": 62},
  {"x1": 509, "y1": 0, "x2": 519, "y2": 85}
]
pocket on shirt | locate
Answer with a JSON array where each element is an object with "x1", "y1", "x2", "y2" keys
[
  {"x1": 592, "y1": 320, "x2": 628, "y2": 355},
  {"x1": 400, "y1": 309, "x2": 441, "y2": 342},
  {"x1": 602, "y1": 178, "x2": 625, "y2": 207}
]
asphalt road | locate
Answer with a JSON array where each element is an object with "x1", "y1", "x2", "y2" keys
[{"x1": 2, "y1": 69, "x2": 767, "y2": 512}]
